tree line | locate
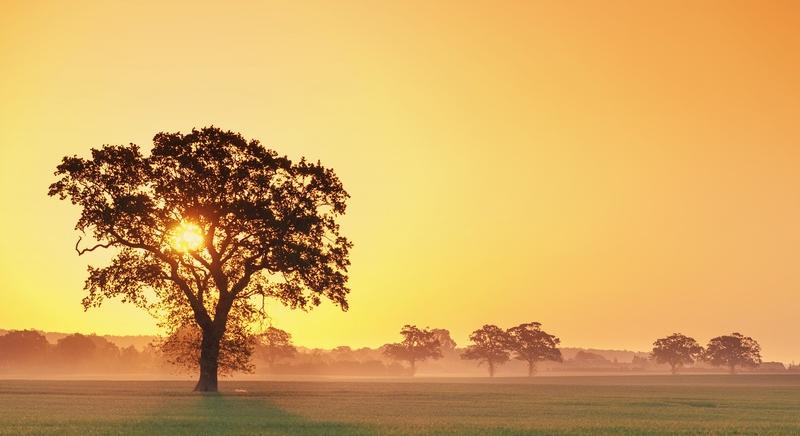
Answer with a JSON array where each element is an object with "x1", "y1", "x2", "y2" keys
[
  {"x1": 42, "y1": 127, "x2": 776, "y2": 390},
  {"x1": 381, "y1": 324, "x2": 765, "y2": 377},
  {"x1": 0, "y1": 330, "x2": 154, "y2": 372},
  {"x1": 651, "y1": 332, "x2": 761, "y2": 374},
  {"x1": 0, "y1": 326, "x2": 772, "y2": 377},
  {"x1": 381, "y1": 323, "x2": 562, "y2": 377}
]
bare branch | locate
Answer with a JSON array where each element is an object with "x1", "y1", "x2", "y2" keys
[{"x1": 75, "y1": 236, "x2": 115, "y2": 255}]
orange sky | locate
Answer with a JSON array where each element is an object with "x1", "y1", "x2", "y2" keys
[{"x1": 1, "y1": 1, "x2": 799, "y2": 362}]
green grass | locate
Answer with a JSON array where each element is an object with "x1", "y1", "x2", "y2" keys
[{"x1": 1, "y1": 375, "x2": 799, "y2": 434}]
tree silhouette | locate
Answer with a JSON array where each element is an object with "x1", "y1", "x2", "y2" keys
[
  {"x1": 119, "y1": 345, "x2": 143, "y2": 372},
  {"x1": 650, "y1": 333, "x2": 703, "y2": 374},
  {"x1": 572, "y1": 350, "x2": 609, "y2": 363},
  {"x1": 55, "y1": 334, "x2": 96, "y2": 369},
  {"x1": 0, "y1": 330, "x2": 49, "y2": 368},
  {"x1": 85, "y1": 334, "x2": 122, "y2": 370},
  {"x1": 461, "y1": 324, "x2": 512, "y2": 377},
  {"x1": 507, "y1": 322, "x2": 562, "y2": 376},
  {"x1": 430, "y1": 328, "x2": 457, "y2": 353},
  {"x1": 704, "y1": 332, "x2": 761, "y2": 374},
  {"x1": 382, "y1": 325, "x2": 443, "y2": 375},
  {"x1": 257, "y1": 326, "x2": 297, "y2": 369},
  {"x1": 49, "y1": 127, "x2": 352, "y2": 391}
]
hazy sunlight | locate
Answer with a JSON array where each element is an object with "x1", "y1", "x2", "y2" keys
[{"x1": 170, "y1": 221, "x2": 204, "y2": 253}]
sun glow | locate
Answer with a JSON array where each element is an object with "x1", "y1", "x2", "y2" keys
[{"x1": 170, "y1": 221, "x2": 204, "y2": 252}]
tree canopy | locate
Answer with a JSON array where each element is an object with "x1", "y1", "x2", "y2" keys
[
  {"x1": 461, "y1": 324, "x2": 513, "y2": 377},
  {"x1": 382, "y1": 325, "x2": 443, "y2": 375},
  {"x1": 0, "y1": 330, "x2": 49, "y2": 367},
  {"x1": 430, "y1": 328, "x2": 457, "y2": 353},
  {"x1": 507, "y1": 322, "x2": 562, "y2": 376},
  {"x1": 650, "y1": 333, "x2": 703, "y2": 374},
  {"x1": 257, "y1": 326, "x2": 297, "y2": 369},
  {"x1": 49, "y1": 127, "x2": 352, "y2": 391},
  {"x1": 704, "y1": 332, "x2": 761, "y2": 374}
]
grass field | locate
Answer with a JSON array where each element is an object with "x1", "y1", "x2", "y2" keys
[{"x1": 1, "y1": 375, "x2": 799, "y2": 435}]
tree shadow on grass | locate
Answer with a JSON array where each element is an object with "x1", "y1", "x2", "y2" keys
[{"x1": 101, "y1": 392, "x2": 373, "y2": 436}]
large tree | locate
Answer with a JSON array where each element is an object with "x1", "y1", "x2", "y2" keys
[
  {"x1": 507, "y1": 322, "x2": 562, "y2": 377},
  {"x1": 461, "y1": 324, "x2": 512, "y2": 377},
  {"x1": 650, "y1": 333, "x2": 703, "y2": 374},
  {"x1": 382, "y1": 325, "x2": 443, "y2": 375},
  {"x1": 49, "y1": 127, "x2": 352, "y2": 391},
  {"x1": 704, "y1": 332, "x2": 761, "y2": 374}
]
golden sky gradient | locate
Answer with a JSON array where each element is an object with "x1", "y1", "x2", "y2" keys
[{"x1": 1, "y1": 1, "x2": 799, "y2": 362}]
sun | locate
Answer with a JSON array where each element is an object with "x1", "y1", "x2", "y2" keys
[{"x1": 170, "y1": 221, "x2": 204, "y2": 252}]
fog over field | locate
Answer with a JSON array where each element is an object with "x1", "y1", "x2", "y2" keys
[
  {"x1": 0, "y1": 329, "x2": 794, "y2": 381},
  {"x1": 2, "y1": 376, "x2": 800, "y2": 434},
  {"x1": 2, "y1": 0, "x2": 800, "y2": 434}
]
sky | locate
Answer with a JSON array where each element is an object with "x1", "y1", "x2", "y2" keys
[{"x1": 1, "y1": 1, "x2": 799, "y2": 362}]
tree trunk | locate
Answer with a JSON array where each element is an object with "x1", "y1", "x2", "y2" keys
[
  {"x1": 528, "y1": 361, "x2": 536, "y2": 377},
  {"x1": 729, "y1": 364, "x2": 736, "y2": 375},
  {"x1": 195, "y1": 329, "x2": 221, "y2": 392},
  {"x1": 410, "y1": 359, "x2": 416, "y2": 376},
  {"x1": 488, "y1": 361, "x2": 495, "y2": 377},
  {"x1": 670, "y1": 363, "x2": 677, "y2": 375}
]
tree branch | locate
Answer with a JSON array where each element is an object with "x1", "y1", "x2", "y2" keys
[
  {"x1": 105, "y1": 228, "x2": 212, "y2": 328},
  {"x1": 75, "y1": 236, "x2": 115, "y2": 255}
]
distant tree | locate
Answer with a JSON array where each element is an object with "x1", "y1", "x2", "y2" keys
[
  {"x1": 87, "y1": 335, "x2": 121, "y2": 367},
  {"x1": 650, "y1": 333, "x2": 704, "y2": 374},
  {"x1": 139, "y1": 343, "x2": 166, "y2": 371},
  {"x1": 382, "y1": 325, "x2": 443, "y2": 375},
  {"x1": 461, "y1": 324, "x2": 513, "y2": 377},
  {"x1": 571, "y1": 350, "x2": 609, "y2": 364},
  {"x1": 507, "y1": 322, "x2": 562, "y2": 376},
  {"x1": 120, "y1": 345, "x2": 142, "y2": 371},
  {"x1": 55, "y1": 334, "x2": 96, "y2": 369},
  {"x1": 49, "y1": 127, "x2": 352, "y2": 391},
  {"x1": 631, "y1": 355, "x2": 650, "y2": 369},
  {"x1": 758, "y1": 361, "x2": 787, "y2": 372},
  {"x1": 257, "y1": 327, "x2": 297, "y2": 369},
  {"x1": 350, "y1": 347, "x2": 377, "y2": 362},
  {"x1": 430, "y1": 328, "x2": 457, "y2": 353},
  {"x1": 704, "y1": 332, "x2": 761, "y2": 374},
  {"x1": 331, "y1": 345, "x2": 354, "y2": 361},
  {"x1": 0, "y1": 330, "x2": 49, "y2": 368}
]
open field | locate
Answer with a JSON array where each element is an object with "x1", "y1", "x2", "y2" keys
[{"x1": 1, "y1": 375, "x2": 799, "y2": 435}]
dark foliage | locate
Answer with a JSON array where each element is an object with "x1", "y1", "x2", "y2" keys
[
  {"x1": 0, "y1": 330, "x2": 49, "y2": 367},
  {"x1": 507, "y1": 322, "x2": 562, "y2": 376},
  {"x1": 651, "y1": 333, "x2": 704, "y2": 374},
  {"x1": 461, "y1": 324, "x2": 513, "y2": 377},
  {"x1": 704, "y1": 332, "x2": 761, "y2": 374},
  {"x1": 382, "y1": 325, "x2": 443, "y2": 375},
  {"x1": 49, "y1": 126, "x2": 352, "y2": 391}
]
